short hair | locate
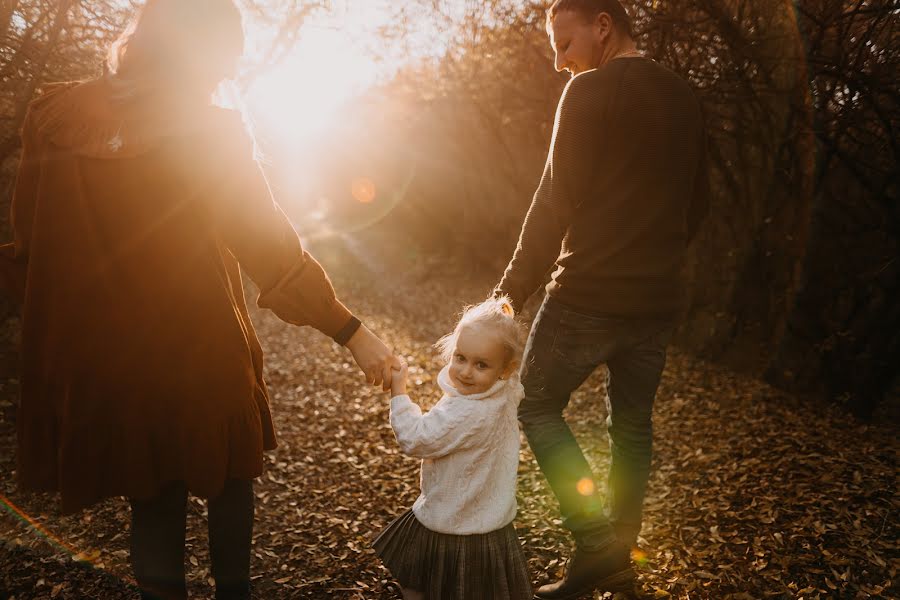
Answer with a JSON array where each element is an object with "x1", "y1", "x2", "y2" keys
[
  {"x1": 546, "y1": 0, "x2": 633, "y2": 38},
  {"x1": 435, "y1": 296, "x2": 526, "y2": 368},
  {"x1": 108, "y1": 0, "x2": 244, "y2": 93}
]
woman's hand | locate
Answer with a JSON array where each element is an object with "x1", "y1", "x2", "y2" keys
[
  {"x1": 390, "y1": 362, "x2": 408, "y2": 397},
  {"x1": 345, "y1": 324, "x2": 400, "y2": 391}
]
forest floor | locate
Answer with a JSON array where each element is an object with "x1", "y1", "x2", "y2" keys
[{"x1": 1, "y1": 232, "x2": 897, "y2": 599}]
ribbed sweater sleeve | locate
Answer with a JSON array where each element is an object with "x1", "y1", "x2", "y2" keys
[
  {"x1": 495, "y1": 59, "x2": 706, "y2": 318},
  {"x1": 496, "y1": 74, "x2": 603, "y2": 313},
  {"x1": 390, "y1": 395, "x2": 484, "y2": 460}
]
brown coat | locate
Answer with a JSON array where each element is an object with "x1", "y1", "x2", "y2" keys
[{"x1": 1, "y1": 79, "x2": 353, "y2": 513}]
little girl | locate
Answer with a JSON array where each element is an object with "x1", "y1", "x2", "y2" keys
[{"x1": 373, "y1": 297, "x2": 533, "y2": 599}]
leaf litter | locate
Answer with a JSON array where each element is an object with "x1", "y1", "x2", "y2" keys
[{"x1": 0, "y1": 234, "x2": 896, "y2": 599}]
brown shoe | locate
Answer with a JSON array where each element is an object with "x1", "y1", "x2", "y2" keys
[{"x1": 535, "y1": 540, "x2": 635, "y2": 600}]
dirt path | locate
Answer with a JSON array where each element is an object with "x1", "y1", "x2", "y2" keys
[{"x1": 1, "y1": 233, "x2": 897, "y2": 599}]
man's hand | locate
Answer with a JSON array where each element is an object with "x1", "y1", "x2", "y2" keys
[
  {"x1": 390, "y1": 362, "x2": 408, "y2": 397},
  {"x1": 345, "y1": 324, "x2": 400, "y2": 391}
]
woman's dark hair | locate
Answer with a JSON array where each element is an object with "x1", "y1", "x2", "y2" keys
[{"x1": 108, "y1": 0, "x2": 244, "y2": 96}]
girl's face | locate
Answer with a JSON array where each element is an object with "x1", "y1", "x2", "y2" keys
[{"x1": 448, "y1": 325, "x2": 515, "y2": 395}]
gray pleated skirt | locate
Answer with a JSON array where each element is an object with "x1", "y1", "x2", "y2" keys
[{"x1": 372, "y1": 509, "x2": 533, "y2": 599}]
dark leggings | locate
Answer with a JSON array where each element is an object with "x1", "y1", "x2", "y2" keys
[{"x1": 130, "y1": 479, "x2": 254, "y2": 600}]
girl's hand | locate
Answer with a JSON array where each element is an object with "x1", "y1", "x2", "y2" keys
[{"x1": 391, "y1": 362, "x2": 408, "y2": 397}]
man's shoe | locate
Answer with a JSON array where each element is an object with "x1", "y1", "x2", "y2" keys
[{"x1": 535, "y1": 540, "x2": 635, "y2": 600}]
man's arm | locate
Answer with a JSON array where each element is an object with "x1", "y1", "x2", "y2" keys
[{"x1": 494, "y1": 74, "x2": 601, "y2": 312}]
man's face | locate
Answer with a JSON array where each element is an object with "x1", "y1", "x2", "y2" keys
[{"x1": 549, "y1": 10, "x2": 609, "y2": 75}]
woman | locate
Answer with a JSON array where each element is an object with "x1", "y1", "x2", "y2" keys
[{"x1": 3, "y1": 1, "x2": 398, "y2": 598}]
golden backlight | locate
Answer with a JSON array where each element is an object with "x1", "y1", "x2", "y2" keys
[
  {"x1": 242, "y1": 0, "x2": 407, "y2": 150},
  {"x1": 246, "y1": 25, "x2": 379, "y2": 146}
]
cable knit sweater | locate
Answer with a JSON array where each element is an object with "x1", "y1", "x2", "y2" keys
[{"x1": 389, "y1": 365, "x2": 525, "y2": 535}]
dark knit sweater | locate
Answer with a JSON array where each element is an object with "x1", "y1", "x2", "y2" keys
[{"x1": 497, "y1": 57, "x2": 708, "y2": 317}]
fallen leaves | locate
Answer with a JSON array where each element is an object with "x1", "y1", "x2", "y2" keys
[{"x1": 0, "y1": 234, "x2": 897, "y2": 599}]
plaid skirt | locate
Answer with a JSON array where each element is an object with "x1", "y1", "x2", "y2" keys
[{"x1": 372, "y1": 509, "x2": 532, "y2": 599}]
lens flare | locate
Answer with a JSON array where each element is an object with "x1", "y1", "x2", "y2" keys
[
  {"x1": 0, "y1": 494, "x2": 143, "y2": 594},
  {"x1": 0, "y1": 493, "x2": 96, "y2": 563},
  {"x1": 351, "y1": 177, "x2": 377, "y2": 204},
  {"x1": 631, "y1": 548, "x2": 649, "y2": 567},
  {"x1": 303, "y1": 164, "x2": 416, "y2": 239},
  {"x1": 576, "y1": 477, "x2": 595, "y2": 496}
]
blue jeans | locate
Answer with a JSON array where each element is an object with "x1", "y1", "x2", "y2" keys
[{"x1": 519, "y1": 297, "x2": 673, "y2": 548}]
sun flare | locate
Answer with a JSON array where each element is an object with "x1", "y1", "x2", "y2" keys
[
  {"x1": 576, "y1": 477, "x2": 596, "y2": 496},
  {"x1": 246, "y1": 25, "x2": 379, "y2": 147}
]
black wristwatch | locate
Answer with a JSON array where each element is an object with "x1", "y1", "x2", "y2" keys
[{"x1": 333, "y1": 316, "x2": 362, "y2": 346}]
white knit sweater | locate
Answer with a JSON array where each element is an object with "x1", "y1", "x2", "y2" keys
[{"x1": 390, "y1": 365, "x2": 525, "y2": 535}]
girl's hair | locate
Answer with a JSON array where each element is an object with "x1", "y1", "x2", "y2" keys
[
  {"x1": 435, "y1": 296, "x2": 526, "y2": 367},
  {"x1": 107, "y1": 0, "x2": 244, "y2": 98}
]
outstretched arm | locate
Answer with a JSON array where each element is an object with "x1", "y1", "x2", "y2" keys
[
  {"x1": 387, "y1": 362, "x2": 488, "y2": 459},
  {"x1": 206, "y1": 113, "x2": 398, "y2": 388},
  {"x1": 389, "y1": 395, "x2": 485, "y2": 460},
  {"x1": 494, "y1": 75, "x2": 600, "y2": 313}
]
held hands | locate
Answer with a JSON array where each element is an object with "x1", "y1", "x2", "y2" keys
[
  {"x1": 390, "y1": 361, "x2": 408, "y2": 397},
  {"x1": 345, "y1": 324, "x2": 401, "y2": 391}
]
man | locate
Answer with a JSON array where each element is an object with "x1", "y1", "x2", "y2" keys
[{"x1": 493, "y1": 0, "x2": 708, "y2": 597}]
